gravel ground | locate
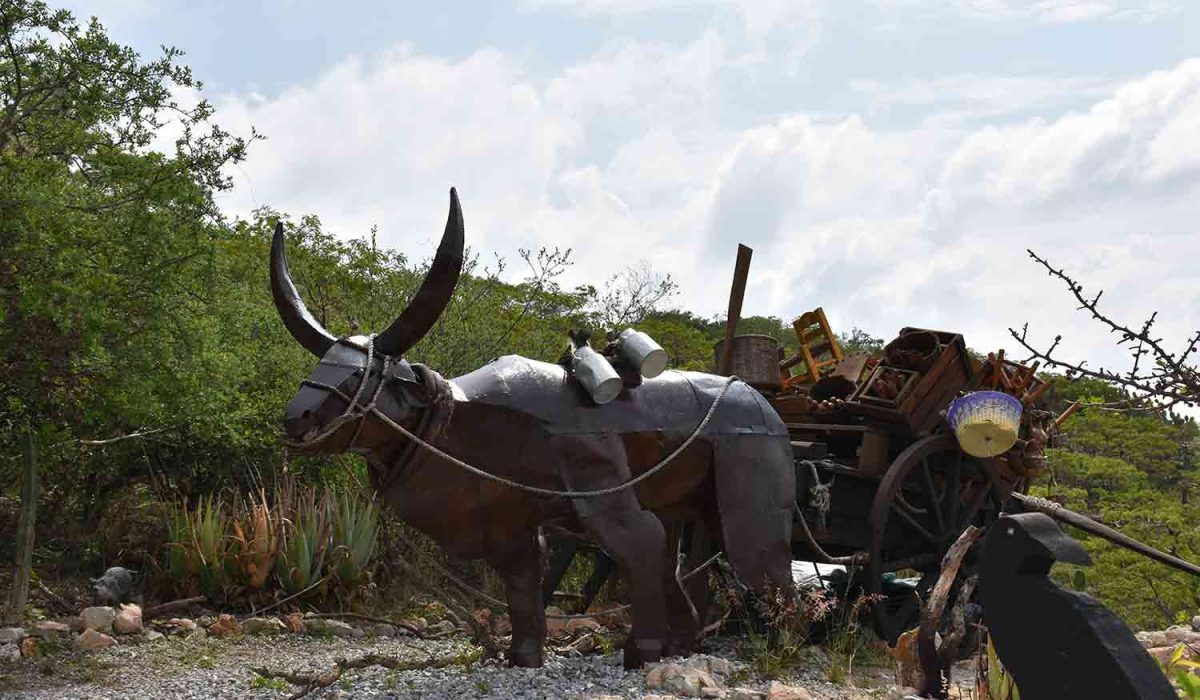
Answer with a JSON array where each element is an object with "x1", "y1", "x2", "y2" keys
[{"x1": 0, "y1": 633, "x2": 938, "y2": 700}]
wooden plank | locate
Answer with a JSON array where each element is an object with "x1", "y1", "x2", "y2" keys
[
  {"x1": 718, "y1": 244, "x2": 753, "y2": 375},
  {"x1": 786, "y1": 422, "x2": 870, "y2": 433}
]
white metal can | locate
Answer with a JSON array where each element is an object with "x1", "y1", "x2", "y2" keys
[
  {"x1": 573, "y1": 345, "x2": 624, "y2": 404},
  {"x1": 617, "y1": 328, "x2": 669, "y2": 379}
]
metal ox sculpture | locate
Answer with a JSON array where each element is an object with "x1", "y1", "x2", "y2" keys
[{"x1": 272, "y1": 189, "x2": 795, "y2": 669}]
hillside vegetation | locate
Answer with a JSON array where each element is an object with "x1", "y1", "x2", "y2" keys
[{"x1": 1, "y1": 0, "x2": 1196, "y2": 631}]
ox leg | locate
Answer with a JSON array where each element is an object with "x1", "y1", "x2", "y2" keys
[
  {"x1": 713, "y1": 436, "x2": 796, "y2": 601},
  {"x1": 580, "y1": 507, "x2": 667, "y2": 669},
  {"x1": 557, "y1": 435, "x2": 668, "y2": 669},
  {"x1": 491, "y1": 533, "x2": 546, "y2": 668}
]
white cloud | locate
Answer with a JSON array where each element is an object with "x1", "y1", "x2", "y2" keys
[
  {"x1": 205, "y1": 22, "x2": 1199, "y2": 383},
  {"x1": 875, "y1": 0, "x2": 1181, "y2": 23}
]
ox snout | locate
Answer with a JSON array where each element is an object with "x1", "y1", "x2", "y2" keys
[{"x1": 283, "y1": 385, "x2": 330, "y2": 445}]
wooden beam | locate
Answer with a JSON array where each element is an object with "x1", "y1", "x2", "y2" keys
[{"x1": 718, "y1": 244, "x2": 753, "y2": 375}]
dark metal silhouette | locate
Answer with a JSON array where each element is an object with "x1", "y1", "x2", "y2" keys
[
  {"x1": 979, "y1": 512, "x2": 1176, "y2": 700},
  {"x1": 271, "y1": 188, "x2": 796, "y2": 669}
]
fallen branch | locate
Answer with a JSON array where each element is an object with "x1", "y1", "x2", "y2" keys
[
  {"x1": 305, "y1": 612, "x2": 427, "y2": 639},
  {"x1": 253, "y1": 651, "x2": 468, "y2": 700},
  {"x1": 142, "y1": 596, "x2": 206, "y2": 620}
]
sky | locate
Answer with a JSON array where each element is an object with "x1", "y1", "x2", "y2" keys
[{"x1": 69, "y1": 0, "x2": 1199, "y2": 380}]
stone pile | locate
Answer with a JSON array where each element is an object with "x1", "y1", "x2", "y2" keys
[
  {"x1": 0, "y1": 602, "x2": 434, "y2": 660},
  {"x1": 1136, "y1": 621, "x2": 1200, "y2": 666}
]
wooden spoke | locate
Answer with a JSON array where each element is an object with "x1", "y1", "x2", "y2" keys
[
  {"x1": 890, "y1": 500, "x2": 940, "y2": 545},
  {"x1": 920, "y1": 457, "x2": 945, "y2": 534}
]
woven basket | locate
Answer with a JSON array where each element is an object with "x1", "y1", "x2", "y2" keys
[{"x1": 947, "y1": 391, "x2": 1022, "y2": 458}]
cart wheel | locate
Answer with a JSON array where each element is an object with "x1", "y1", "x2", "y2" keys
[{"x1": 866, "y1": 433, "x2": 1009, "y2": 645}]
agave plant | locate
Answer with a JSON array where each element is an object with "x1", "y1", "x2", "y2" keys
[
  {"x1": 190, "y1": 495, "x2": 231, "y2": 599},
  {"x1": 276, "y1": 486, "x2": 328, "y2": 595},
  {"x1": 327, "y1": 487, "x2": 379, "y2": 590},
  {"x1": 230, "y1": 489, "x2": 281, "y2": 590}
]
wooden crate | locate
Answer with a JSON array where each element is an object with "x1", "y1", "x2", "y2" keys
[{"x1": 843, "y1": 328, "x2": 972, "y2": 434}]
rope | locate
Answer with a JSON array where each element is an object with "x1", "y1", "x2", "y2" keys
[{"x1": 292, "y1": 335, "x2": 741, "y2": 500}]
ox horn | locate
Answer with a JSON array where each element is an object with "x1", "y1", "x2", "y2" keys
[
  {"x1": 270, "y1": 222, "x2": 337, "y2": 357},
  {"x1": 375, "y1": 187, "x2": 465, "y2": 357}
]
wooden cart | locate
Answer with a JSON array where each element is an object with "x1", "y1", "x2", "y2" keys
[{"x1": 542, "y1": 327, "x2": 1033, "y2": 649}]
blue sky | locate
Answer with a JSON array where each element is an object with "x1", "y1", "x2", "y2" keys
[{"x1": 71, "y1": 0, "x2": 1199, "y2": 375}]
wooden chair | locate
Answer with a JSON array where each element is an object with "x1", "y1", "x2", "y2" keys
[{"x1": 780, "y1": 307, "x2": 842, "y2": 388}]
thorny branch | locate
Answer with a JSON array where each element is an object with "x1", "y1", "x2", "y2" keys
[
  {"x1": 252, "y1": 649, "x2": 470, "y2": 700},
  {"x1": 1009, "y1": 249, "x2": 1199, "y2": 410}
]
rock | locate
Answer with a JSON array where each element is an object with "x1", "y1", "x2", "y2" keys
[
  {"x1": 729, "y1": 688, "x2": 766, "y2": 700},
  {"x1": 491, "y1": 613, "x2": 512, "y2": 636},
  {"x1": 398, "y1": 616, "x2": 427, "y2": 631},
  {"x1": 545, "y1": 607, "x2": 570, "y2": 638},
  {"x1": 1192, "y1": 615, "x2": 1200, "y2": 633},
  {"x1": 884, "y1": 687, "x2": 921, "y2": 700},
  {"x1": 890, "y1": 628, "x2": 923, "y2": 689},
  {"x1": 646, "y1": 661, "x2": 722, "y2": 697},
  {"x1": 66, "y1": 616, "x2": 85, "y2": 633},
  {"x1": 429, "y1": 619, "x2": 456, "y2": 636},
  {"x1": 364, "y1": 623, "x2": 398, "y2": 638},
  {"x1": 566, "y1": 617, "x2": 603, "y2": 635},
  {"x1": 161, "y1": 617, "x2": 197, "y2": 636},
  {"x1": 1148, "y1": 644, "x2": 1198, "y2": 665},
  {"x1": 74, "y1": 628, "x2": 118, "y2": 651},
  {"x1": 701, "y1": 688, "x2": 729, "y2": 699},
  {"x1": 206, "y1": 614, "x2": 242, "y2": 638},
  {"x1": 306, "y1": 618, "x2": 358, "y2": 638},
  {"x1": 81, "y1": 606, "x2": 116, "y2": 634},
  {"x1": 242, "y1": 617, "x2": 287, "y2": 636},
  {"x1": 1164, "y1": 625, "x2": 1200, "y2": 645},
  {"x1": 19, "y1": 637, "x2": 39, "y2": 658},
  {"x1": 682, "y1": 654, "x2": 736, "y2": 679},
  {"x1": 586, "y1": 601, "x2": 632, "y2": 628},
  {"x1": 32, "y1": 621, "x2": 71, "y2": 639},
  {"x1": 765, "y1": 681, "x2": 814, "y2": 700},
  {"x1": 138, "y1": 630, "x2": 164, "y2": 644},
  {"x1": 0, "y1": 643, "x2": 19, "y2": 661},
  {"x1": 282, "y1": 612, "x2": 305, "y2": 633},
  {"x1": 113, "y1": 604, "x2": 143, "y2": 635},
  {"x1": 0, "y1": 627, "x2": 25, "y2": 644}
]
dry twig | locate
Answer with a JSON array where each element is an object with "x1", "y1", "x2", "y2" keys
[{"x1": 1009, "y1": 249, "x2": 1199, "y2": 409}]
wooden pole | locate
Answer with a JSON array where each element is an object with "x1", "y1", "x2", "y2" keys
[
  {"x1": 5, "y1": 429, "x2": 39, "y2": 624},
  {"x1": 718, "y1": 244, "x2": 753, "y2": 376}
]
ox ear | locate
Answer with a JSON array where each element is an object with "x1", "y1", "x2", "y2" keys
[
  {"x1": 374, "y1": 188, "x2": 465, "y2": 357},
  {"x1": 270, "y1": 222, "x2": 337, "y2": 357}
]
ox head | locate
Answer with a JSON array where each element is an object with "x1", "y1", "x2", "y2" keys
[{"x1": 272, "y1": 188, "x2": 464, "y2": 452}]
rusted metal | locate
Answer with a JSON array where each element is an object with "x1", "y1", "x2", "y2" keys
[
  {"x1": 271, "y1": 190, "x2": 795, "y2": 670},
  {"x1": 1011, "y1": 492, "x2": 1200, "y2": 578}
]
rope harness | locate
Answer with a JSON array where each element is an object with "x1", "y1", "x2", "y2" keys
[
  {"x1": 287, "y1": 335, "x2": 745, "y2": 620},
  {"x1": 290, "y1": 335, "x2": 740, "y2": 499}
]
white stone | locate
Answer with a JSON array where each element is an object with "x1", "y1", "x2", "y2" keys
[
  {"x1": 113, "y1": 604, "x2": 142, "y2": 635},
  {"x1": 646, "y1": 662, "x2": 722, "y2": 697},
  {"x1": 1, "y1": 643, "x2": 19, "y2": 661},
  {"x1": 32, "y1": 621, "x2": 71, "y2": 639},
  {"x1": 765, "y1": 681, "x2": 814, "y2": 700},
  {"x1": 0, "y1": 628, "x2": 25, "y2": 644},
  {"x1": 242, "y1": 617, "x2": 287, "y2": 635},
  {"x1": 306, "y1": 618, "x2": 358, "y2": 638},
  {"x1": 1192, "y1": 614, "x2": 1200, "y2": 633},
  {"x1": 74, "y1": 628, "x2": 118, "y2": 651},
  {"x1": 80, "y1": 606, "x2": 116, "y2": 634}
]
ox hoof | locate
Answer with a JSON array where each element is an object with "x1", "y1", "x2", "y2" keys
[
  {"x1": 508, "y1": 640, "x2": 544, "y2": 668},
  {"x1": 623, "y1": 638, "x2": 662, "y2": 669}
]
